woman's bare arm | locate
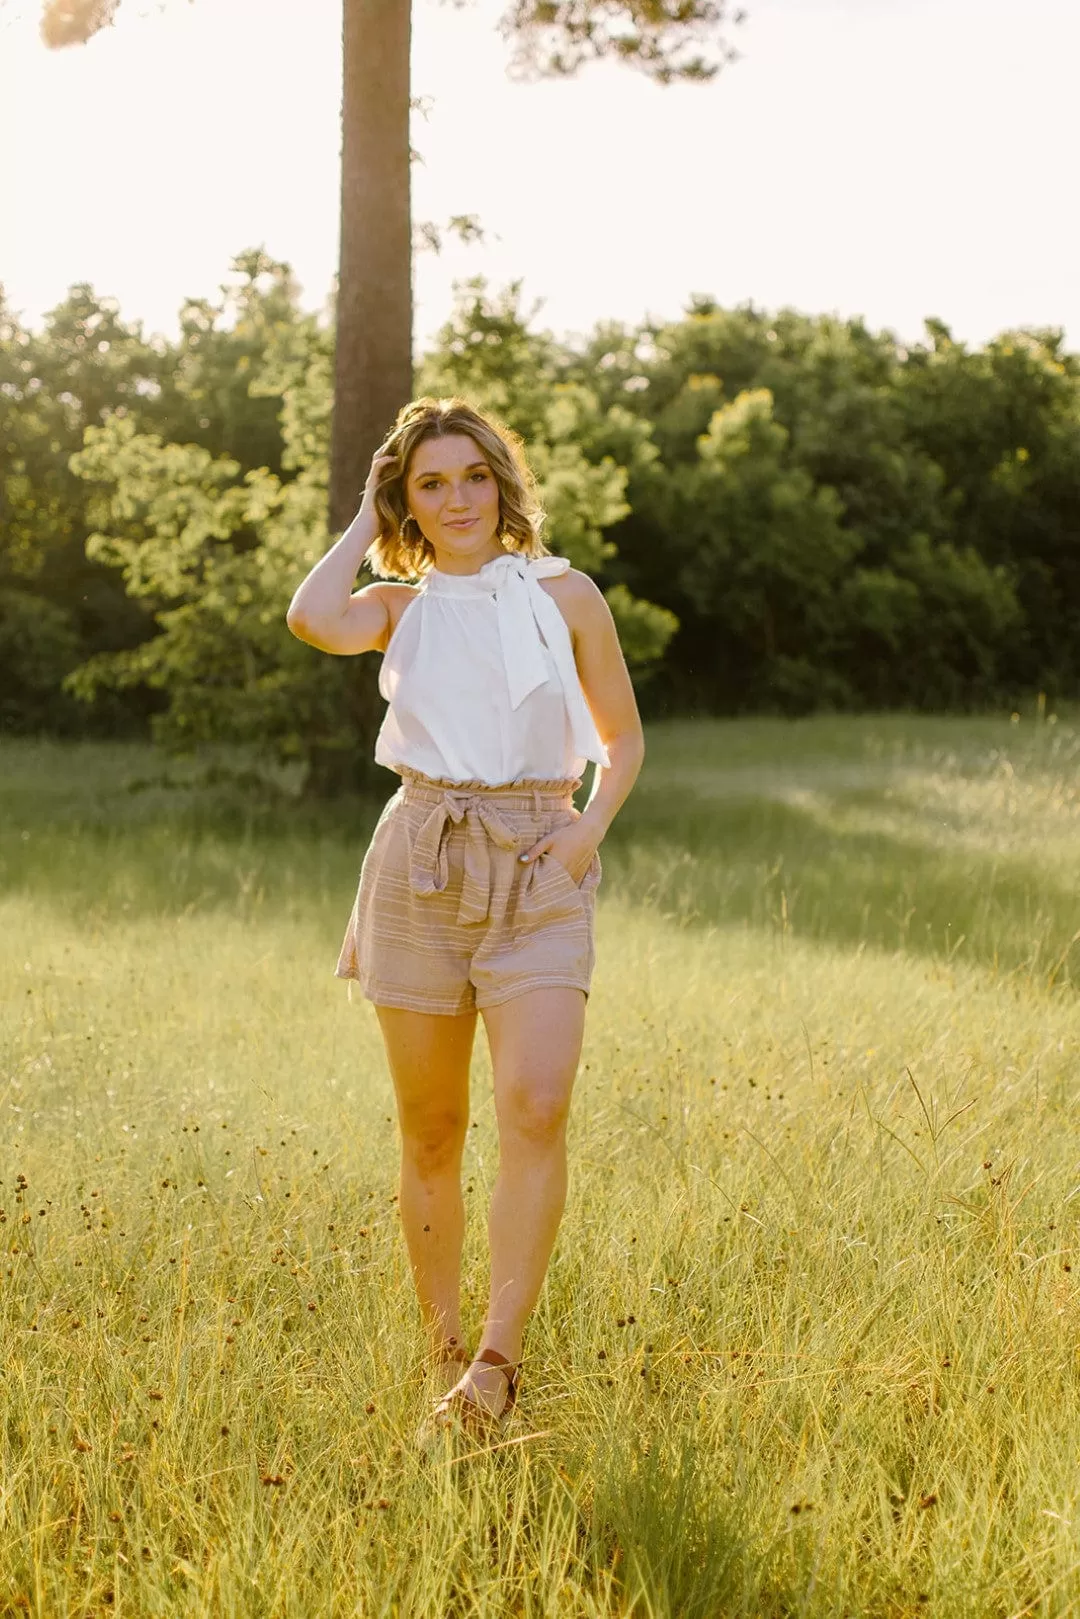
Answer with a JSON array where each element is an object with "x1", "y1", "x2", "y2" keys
[
  {"x1": 286, "y1": 454, "x2": 396, "y2": 655},
  {"x1": 568, "y1": 572, "x2": 646, "y2": 832}
]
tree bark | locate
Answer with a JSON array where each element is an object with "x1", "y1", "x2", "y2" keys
[
  {"x1": 316, "y1": 0, "x2": 413, "y2": 797},
  {"x1": 330, "y1": 0, "x2": 414, "y2": 536}
]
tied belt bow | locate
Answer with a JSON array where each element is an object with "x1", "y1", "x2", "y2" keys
[{"x1": 408, "y1": 789, "x2": 522, "y2": 924}]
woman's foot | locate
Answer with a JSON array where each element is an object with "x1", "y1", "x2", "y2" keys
[{"x1": 431, "y1": 1348, "x2": 520, "y2": 1433}]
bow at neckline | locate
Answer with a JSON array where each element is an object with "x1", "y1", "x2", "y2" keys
[
  {"x1": 424, "y1": 552, "x2": 568, "y2": 708},
  {"x1": 422, "y1": 551, "x2": 610, "y2": 768}
]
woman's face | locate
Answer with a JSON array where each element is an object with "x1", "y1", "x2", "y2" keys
[{"x1": 405, "y1": 433, "x2": 503, "y2": 567}]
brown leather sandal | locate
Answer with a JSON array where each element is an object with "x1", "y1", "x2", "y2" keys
[{"x1": 431, "y1": 1346, "x2": 521, "y2": 1436}]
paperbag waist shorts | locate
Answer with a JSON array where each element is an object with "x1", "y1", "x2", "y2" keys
[{"x1": 335, "y1": 766, "x2": 603, "y2": 1016}]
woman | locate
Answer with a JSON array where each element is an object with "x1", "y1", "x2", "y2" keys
[{"x1": 286, "y1": 396, "x2": 645, "y2": 1439}]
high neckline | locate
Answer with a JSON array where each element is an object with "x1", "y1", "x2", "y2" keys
[
  {"x1": 430, "y1": 552, "x2": 509, "y2": 578},
  {"x1": 425, "y1": 552, "x2": 529, "y2": 595}
]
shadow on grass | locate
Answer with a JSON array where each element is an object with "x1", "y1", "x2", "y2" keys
[
  {"x1": 583, "y1": 1425, "x2": 796, "y2": 1619},
  {"x1": 603, "y1": 781, "x2": 1080, "y2": 991},
  {"x1": 3, "y1": 737, "x2": 1077, "y2": 991}
]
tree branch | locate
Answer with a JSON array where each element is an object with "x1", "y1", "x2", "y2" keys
[{"x1": 497, "y1": 0, "x2": 747, "y2": 85}]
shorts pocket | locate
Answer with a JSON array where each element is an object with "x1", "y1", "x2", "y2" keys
[
  {"x1": 544, "y1": 848, "x2": 601, "y2": 895},
  {"x1": 580, "y1": 847, "x2": 602, "y2": 896},
  {"x1": 531, "y1": 849, "x2": 603, "y2": 919},
  {"x1": 537, "y1": 805, "x2": 602, "y2": 894},
  {"x1": 518, "y1": 849, "x2": 582, "y2": 921}
]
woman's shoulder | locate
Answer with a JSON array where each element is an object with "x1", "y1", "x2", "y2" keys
[
  {"x1": 533, "y1": 560, "x2": 600, "y2": 605},
  {"x1": 532, "y1": 562, "x2": 603, "y2": 653}
]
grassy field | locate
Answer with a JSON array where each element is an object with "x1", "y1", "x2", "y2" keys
[{"x1": 2, "y1": 710, "x2": 1079, "y2": 1618}]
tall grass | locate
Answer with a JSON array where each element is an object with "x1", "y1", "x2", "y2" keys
[{"x1": 1, "y1": 711, "x2": 1078, "y2": 1617}]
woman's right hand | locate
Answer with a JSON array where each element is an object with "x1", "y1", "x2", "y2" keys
[{"x1": 360, "y1": 450, "x2": 399, "y2": 511}]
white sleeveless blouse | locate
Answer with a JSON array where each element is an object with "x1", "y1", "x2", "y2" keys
[{"x1": 373, "y1": 552, "x2": 611, "y2": 786}]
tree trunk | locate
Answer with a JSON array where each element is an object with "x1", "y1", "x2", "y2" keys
[
  {"x1": 317, "y1": 0, "x2": 413, "y2": 799},
  {"x1": 330, "y1": 0, "x2": 414, "y2": 534}
]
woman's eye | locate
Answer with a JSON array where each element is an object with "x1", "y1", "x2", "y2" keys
[{"x1": 420, "y1": 472, "x2": 485, "y2": 488}]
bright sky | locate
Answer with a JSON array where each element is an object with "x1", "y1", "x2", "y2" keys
[{"x1": 2, "y1": 0, "x2": 1077, "y2": 357}]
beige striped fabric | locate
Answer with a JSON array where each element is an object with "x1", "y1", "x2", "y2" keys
[{"x1": 336, "y1": 766, "x2": 603, "y2": 1015}]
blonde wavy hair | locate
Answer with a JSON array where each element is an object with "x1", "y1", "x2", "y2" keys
[{"x1": 363, "y1": 396, "x2": 550, "y2": 581}]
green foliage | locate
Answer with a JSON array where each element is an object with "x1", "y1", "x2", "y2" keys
[
  {"x1": 894, "y1": 322, "x2": 1080, "y2": 693},
  {"x1": 65, "y1": 334, "x2": 354, "y2": 785},
  {"x1": 832, "y1": 535, "x2": 1023, "y2": 709},
  {"x1": 564, "y1": 299, "x2": 1053, "y2": 716},
  {"x1": 0, "y1": 588, "x2": 80, "y2": 729},
  {"x1": 0, "y1": 283, "x2": 166, "y2": 734},
  {"x1": 7, "y1": 251, "x2": 1080, "y2": 766},
  {"x1": 600, "y1": 583, "x2": 679, "y2": 684},
  {"x1": 145, "y1": 248, "x2": 305, "y2": 478},
  {"x1": 0, "y1": 252, "x2": 326, "y2": 746}
]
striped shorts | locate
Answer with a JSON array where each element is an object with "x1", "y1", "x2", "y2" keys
[{"x1": 335, "y1": 766, "x2": 603, "y2": 1015}]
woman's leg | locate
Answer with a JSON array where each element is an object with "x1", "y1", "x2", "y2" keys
[
  {"x1": 446, "y1": 985, "x2": 586, "y2": 1416},
  {"x1": 375, "y1": 1005, "x2": 477, "y2": 1360}
]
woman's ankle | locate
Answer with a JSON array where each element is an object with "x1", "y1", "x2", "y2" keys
[{"x1": 426, "y1": 1324, "x2": 464, "y2": 1353}]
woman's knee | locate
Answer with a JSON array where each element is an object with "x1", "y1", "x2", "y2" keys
[
  {"x1": 497, "y1": 1078, "x2": 573, "y2": 1145},
  {"x1": 376, "y1": 1004, "x2": 475, "y2": 1173},
  {"x1": 400, "y1": 1109, "x2": 468, "y2": 1174}
]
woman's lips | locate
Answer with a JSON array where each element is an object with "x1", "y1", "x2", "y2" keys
[{"x1": 445, "y1": 518, "x2": 477, "y2": 529}]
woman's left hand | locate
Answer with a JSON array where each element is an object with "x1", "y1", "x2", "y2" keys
[{"x1": 518, "y1": 812, "x2": 602, "y2": 888}]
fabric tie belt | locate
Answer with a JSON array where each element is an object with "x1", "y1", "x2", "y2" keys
[{"x1": 408, "y1": 789, "x2": 523, "y2": 924}]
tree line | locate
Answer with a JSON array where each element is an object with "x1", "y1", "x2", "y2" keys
[{"x1": 2, "y1": 251, "x2": 1076, "y2": 792}]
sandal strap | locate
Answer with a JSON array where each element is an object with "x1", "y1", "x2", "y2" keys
[
  {"x1": 473, "y1": 1346, "x2": 521, "y2": 1403},
  {"x1": 430, "y1": 1350, "x2": 521, "y2": 1431}
]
